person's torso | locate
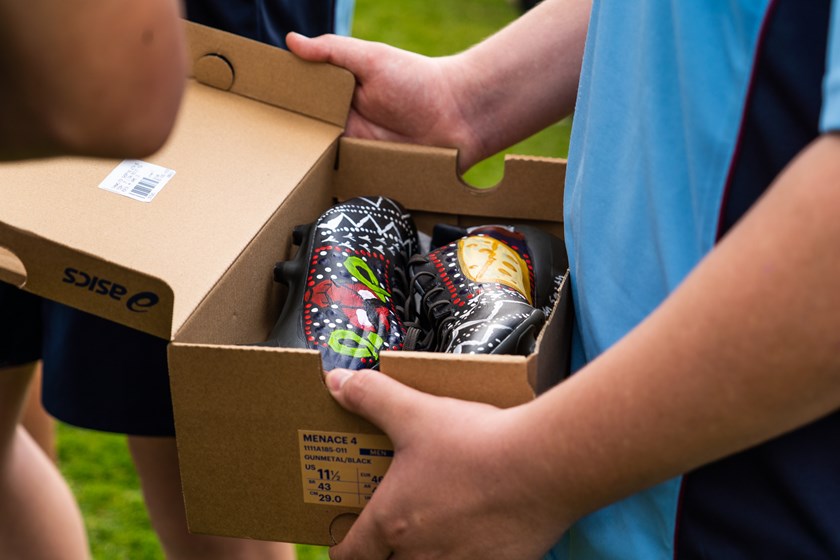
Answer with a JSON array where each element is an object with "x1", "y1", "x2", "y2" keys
[{"x1": 554, "y1": 1, "x2": 840, "y2": 558}]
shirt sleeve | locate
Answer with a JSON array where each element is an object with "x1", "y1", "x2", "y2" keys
[{"x1": 820, "y1": 0, "x2": 840, "y2": 131}]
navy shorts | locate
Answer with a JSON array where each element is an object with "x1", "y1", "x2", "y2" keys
[
  {"x1": 40, "y1": 303, "x2": 174, "y2": 436},
  {"x1": 185, "y1": 0, "x2": 338, "y2": 49},
  {"x1": 0, "y1": 281, "x2": 42, "y2": 368},
  {"x1": 2, "y1": 282, "x2": 171, "y2": 435},
  {"x1": 1, "y1": 280, "x2": 174, "y2": 435}
]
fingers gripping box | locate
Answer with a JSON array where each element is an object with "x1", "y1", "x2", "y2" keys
[{"x1": 0, "y1": 22, "x2": 571, "y2": 545}]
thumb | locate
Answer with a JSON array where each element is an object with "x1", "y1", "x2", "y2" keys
[
  {"x1": 286, "y1": 32, "x2": 370, "y2": 74},
  {"x1": 325, "y1": 368, "x2": 428, "y2": 436}
]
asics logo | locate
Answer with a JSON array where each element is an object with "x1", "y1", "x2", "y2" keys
[{"x1": 61, "y1": 267, "x2": 159, "y2": 313}]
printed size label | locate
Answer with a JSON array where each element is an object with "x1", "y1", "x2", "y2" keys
[
  {"x1": 98, "y1": 160, "x2": 175, "y2": 203},
  {"x1": 298, "y1": 430, "x2": 393, "y2": 507}
]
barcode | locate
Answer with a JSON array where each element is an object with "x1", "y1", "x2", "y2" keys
[
  {"x1": 130, "y1": 176, "x2": 160, "y2": 199},
  {"x1": 99, "y1": 160, "x2": 175, "y2": 203}
]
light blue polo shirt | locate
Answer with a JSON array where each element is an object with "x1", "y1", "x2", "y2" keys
[{"x1": 550, "y1": 1, "x2": 840, "y2": 558}]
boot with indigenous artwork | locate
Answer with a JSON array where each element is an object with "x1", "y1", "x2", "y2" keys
[{"x1": 263, "y1": 196, "x2": 419, "y2": 370}]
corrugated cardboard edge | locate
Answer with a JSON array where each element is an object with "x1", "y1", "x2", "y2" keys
[
  {"x1": 528, "y1": 272, "x2": 573, "y2": 394},
  {"x1": 379, "y1": 351, "x2": 535, "y2": 407}
]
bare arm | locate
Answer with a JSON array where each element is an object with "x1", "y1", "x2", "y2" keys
[
  {"x1": 453, "y1": 0, "x2": 590, "y2": 164},
  {"x1": 513, "y1": 132, "x2": 840, "y2": 521},
  {"x1": 322, "y1": 133, "x2": 840, "y2": 558},
  {"x1": 288, "y1": 0, "x2": 591, "y2": 170},
  {"x1": 0, "y1": 0, "x2": 187, "y2": 160}
]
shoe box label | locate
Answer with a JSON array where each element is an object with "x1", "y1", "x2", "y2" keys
[
  {"x1": 98, "y1": 160, "x2": 176, "y2": 203},
  {"x1": 298, "y1": 430, "x2": 393, "y2": 508}
]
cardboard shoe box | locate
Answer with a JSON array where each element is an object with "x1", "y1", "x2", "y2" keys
[{"x1": 0, "y1": 22, "x2": 571, "y2": 545}]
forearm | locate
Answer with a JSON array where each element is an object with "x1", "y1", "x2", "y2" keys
[
  {"x1": 0, "y1": 0, "x2": 187, "y2": 160},
  {"x1": 447, "y1": 0, "x2": 591, "y2": 162},
  {"x1": 511, "y1": 133, "x2": 840, "y2": 523}
]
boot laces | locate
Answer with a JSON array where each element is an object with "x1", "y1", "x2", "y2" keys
[{"x1": 401, "y1": 255, "x2": 457, "y2": 352}]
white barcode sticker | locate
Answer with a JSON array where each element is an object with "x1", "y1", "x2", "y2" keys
[{"x1": 98, "y1": 160, "x2": 175, "y2": 203}]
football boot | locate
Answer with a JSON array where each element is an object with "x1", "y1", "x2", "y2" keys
[
  {"x1": 403, "y1": 225, "x2": 566, "y2": 355},
  {"x1": 428, "y1": 224, "x2": 568, "y2": 315},
  {"x1": 263, "y1": 196, "x2": 419, "y2": 370}
]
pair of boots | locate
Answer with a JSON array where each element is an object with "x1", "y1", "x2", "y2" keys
[{"x1": 264, "y1": 196, "x2": 567, "y2": 371}]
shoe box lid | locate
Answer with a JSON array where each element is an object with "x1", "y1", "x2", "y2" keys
[{"x1": 0, "y1": 21, "x2": 354, "y2": 341}]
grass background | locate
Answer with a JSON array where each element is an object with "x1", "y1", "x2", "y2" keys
[{"x1": 56, "y1": 1, "x2": 570, "y2": 558}]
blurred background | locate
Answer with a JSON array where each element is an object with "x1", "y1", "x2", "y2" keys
[{"x1": 55, "y1": 0, "x2": 569, "y2": 558}]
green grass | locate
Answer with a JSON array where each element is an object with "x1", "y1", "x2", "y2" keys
[
  {"x1": 56, "y1": 1, "x2": 568, "y2": 558},
  {"x1": 57, "y1": 425, "x2": 161, "y2": 558}
]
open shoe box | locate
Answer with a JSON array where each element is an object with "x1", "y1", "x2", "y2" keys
[{"x1": 0, "y1": 22, "x2": 571, "y2": 545}]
